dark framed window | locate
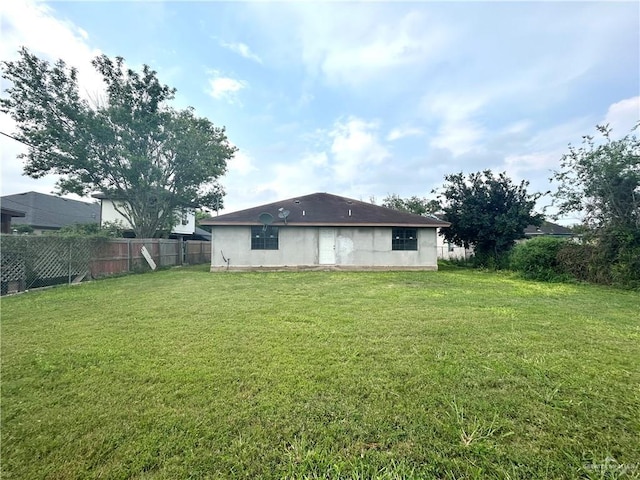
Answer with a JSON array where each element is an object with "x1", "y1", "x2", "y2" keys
[
  {"x1": 392, "y1": 228, "x2": 417, "y2": 251},
  {"x1": 251, "y1": 226, "x2": 279, "y2": 250}
]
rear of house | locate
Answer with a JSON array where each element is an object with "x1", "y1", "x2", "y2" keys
[{"x1": 201, "y1": 193, "x2": 449, "y2": 271}]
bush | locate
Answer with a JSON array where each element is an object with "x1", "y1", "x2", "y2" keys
[
  {"x1": 557, "y1": 238, "x2": 640, "y2": 289},
  {"x1": 510, "y1": 237, "x2": 571, "y2": 281},
  {"x1": 467, "y1": 251, "x2": 511, "y2": 270},
  {"x1": 556, "y1": 242, "x2": 594, "y2": 282}
]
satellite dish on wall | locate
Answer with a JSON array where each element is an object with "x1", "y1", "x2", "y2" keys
[
  {"x1": 259, "y1": 212, "x2": 274, "y2": 231},
  {"x1": 278, "y1": 208, "x2": 290, "y2": 224}
]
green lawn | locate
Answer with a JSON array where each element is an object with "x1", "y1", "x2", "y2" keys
[{"x1": 2, "y1": 266, "x2": 639, "y2": 479}]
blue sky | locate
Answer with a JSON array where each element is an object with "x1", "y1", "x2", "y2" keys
[{"x1": 1, "y1": 1, "x2": 638, "y2": 223}]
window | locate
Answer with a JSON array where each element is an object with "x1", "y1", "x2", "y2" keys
[
  {"x1": 251, "y1": 225, "x2": 279, "y2": 250},
  {"x1": 392, "y1": 228, "x2": 417, "y2": 251}
]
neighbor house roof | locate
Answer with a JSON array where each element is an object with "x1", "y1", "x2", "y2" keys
[
  {"x1": 1, "y1": 207, "x2": 26, "y2": 218},
  {"x1": 1, "y1": 207, "x2": 26, "y2": 234},
  {"x1": 524, "y1": 220, "x2": 574, "y2": 237},
  {"x1": 0, "y1": 191, "x2": 100, "y2": 229},
  {"x1": 201, "y1": 193, "x2": 451, "y2": 228},
  {"x1": 193, "y1": 226, "x2": 211, "y2": 241}
]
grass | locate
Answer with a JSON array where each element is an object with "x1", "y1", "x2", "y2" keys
[{"x1": 1, "y1": 265, "x2": 639, "y2": 479}]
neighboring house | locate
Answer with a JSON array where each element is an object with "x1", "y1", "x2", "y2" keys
[
  {"x1": 423, "y1": 213, "x2": 471, "y2": 260},
  {"x1": 201, "y1": 192, "x2": 450, "y2": 271},
  {"x1": 0, "y1": 192, "x2": 100, "y2": 234},
  {"x1": 1, "y1": 207, "x2": 26, "y2": 234},
  {"x1": 523, "y1": 220, "x2": 575, "y2": 239},
  {"x1": 92, "y1": 193, "x2": 196, "y2": 238},
  {"x1": 192, "y1": 227, "x2": 212, "y2": 242},
  {"x1": 436, "y1": 233, "x2": 472, "y2": 260}
]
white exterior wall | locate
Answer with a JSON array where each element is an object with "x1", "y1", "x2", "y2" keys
[
  {"x1": 100, "y1": 199, "x2": 195, "y2": 235},
  {"x1": 435, "y1": 228, "x2": 471, "y2": 260},
  {"x1": 101, "y1": 200, "x2": 132, "y2": 229},
  {"x1": 211, "y1": 226, "x2": 439, "y2": 270}
]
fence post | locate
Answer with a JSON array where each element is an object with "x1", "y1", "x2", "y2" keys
[
  {"x1": 127, "y1": 239, "x2": 131, "y2": 272},
  {"x1": 68, "y1": 240, "x2": 72, "y2": 285}
]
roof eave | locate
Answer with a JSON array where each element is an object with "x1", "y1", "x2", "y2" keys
[
  {"x1": 1, "y1": 208, "x2": 26, "y2": 217},
  {"x1": 202, "y1": 221, "x2": 450, "y2": 228}
]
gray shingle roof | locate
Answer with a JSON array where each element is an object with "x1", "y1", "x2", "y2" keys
[
  {"x1": 1, "y1": 207, "x2": 26, "y2": 218},
  {"x1": 201, "y1": 193, "x2": 450, "y2": 228},
  {"x1": 524, "y1": 221, "x2": 574, "y2": 236},
  {"x1": 0, "y1": 192, "x2": 100, "y2": 229}
]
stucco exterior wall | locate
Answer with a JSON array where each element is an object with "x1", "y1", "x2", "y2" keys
[{"x1": 211, "y1": 226, "x2": 438, "y2": 271}]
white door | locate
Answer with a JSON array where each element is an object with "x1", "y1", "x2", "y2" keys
[{"x1": 318, "y1": 228, "x2": 336, "y2": 264}]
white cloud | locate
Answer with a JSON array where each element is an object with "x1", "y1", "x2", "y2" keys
[
  {"x1": 501, "y1": 121, "x2": 531, "y2": 136},
  {"x1": 0, "y1": 0, "x2": 104, "y2": 97},
  {"x1": 0, "y1": 0, "x2": 104, "y2": 198},
  {"x1": 526, "y1": 117, "x2": 596, "y2": 153},
  {"x1": 227, "y1": 150, "x2": 257, "y2": 176},
  {"x1": 329, "y1": 117, "x2": 390, "y2": 183},
  {"x1": 220, "y1": 41, "x2": 262, "y2": 64},
  {"x1": 207, "y1": 72, "x2": 247, "y2": 103},
  {"x1": 604, "y1": 96, "x2": 640, "y2": 137},
  {"x1": 220, "y1": 116, "x2": 393, "y2": 212},
  {"x1": 285, "y1": 6, "x2": 451, "y2": 87},
  {"x1": 423, "y1": 93, "x2": 488, "y2": 157},
  {"x1": 243, "y1": 152, "x2": 330, "y2": 208},
  {"x1": 504, "y1": 151, "x2": 560, "y2": 177},
  {"x1": 387, "y1": 126, "x2": 424, "y2": 141},
  {"x1": 305, "y1": 151, "x2": 329, "y2": 167},
  {"x1": 430, "y1": 121, "x2": 485, "y2": 157}
]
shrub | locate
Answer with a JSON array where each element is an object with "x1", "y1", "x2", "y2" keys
[
  {"x1": 557, "y1": 239, "x2": 640, "y2": 289},
  {"x1": 556, "y1": 242, "x2": 595, "y2": 282},
  {"x1": 467, "y1": 251, "x2": 511, "y2": 270},
  {"x1": 510, "y1": 237, "x2": 571, "y2": 281}
]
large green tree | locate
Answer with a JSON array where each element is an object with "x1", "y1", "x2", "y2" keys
[
  {"x1": 1, "y1": 48, "x2": 236, "y2": 238},
  {"x1": 551, "y1": 124, "x2": 640, "y2": 285},
  {"x1": 381, "y1": 194, "x2": 440, "y2": 216},
  {"x1": 435, "y1": 170, "x2": 543, "y2": 262},
  {"x1": 552, "y1": 124, "x2": 639, "y2": 234}
]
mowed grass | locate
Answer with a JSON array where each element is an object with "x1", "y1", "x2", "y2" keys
[{"x1": 1, "y1": 266, "x2": 639, "y2": 479}]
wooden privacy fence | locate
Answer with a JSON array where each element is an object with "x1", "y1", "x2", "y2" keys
[{"x1": 0, "y1": 236, "x2": 210, "y2": 295}]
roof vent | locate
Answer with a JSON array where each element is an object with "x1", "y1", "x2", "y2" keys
[{"x1": 294, "y1": 199, "x2": 300, "y2": 204}]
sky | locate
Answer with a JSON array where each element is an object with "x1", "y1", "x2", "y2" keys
[{"x1": 1, "y1": 1, "x2": 639, "y2": 224}]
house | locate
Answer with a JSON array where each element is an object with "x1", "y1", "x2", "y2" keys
[
  {"x1": 92, "y1": 193, "x2": 196, "y2": 238},
  {"x1": 200, "y1": 192, "x2": 450, "y2": 271},
  {"x1": 0, "y1": 192, "x2": 100, "y2": 234},
  {"x1": 1, "y1": 207, "x2": 26, "y2": 234},
  {"x1": 436, "y1": 233, "x2": 472, "y2": 260},
  {"x1": 523, "y1": 220, "x2": 575, "y2": 239},
  {"x1": 421, "y1": 212, "x2": 471, "y2": 260}
]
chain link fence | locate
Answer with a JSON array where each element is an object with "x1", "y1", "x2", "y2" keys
[{"x1": 1, "y1": 236, "x2": 210, "y2": 295}]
